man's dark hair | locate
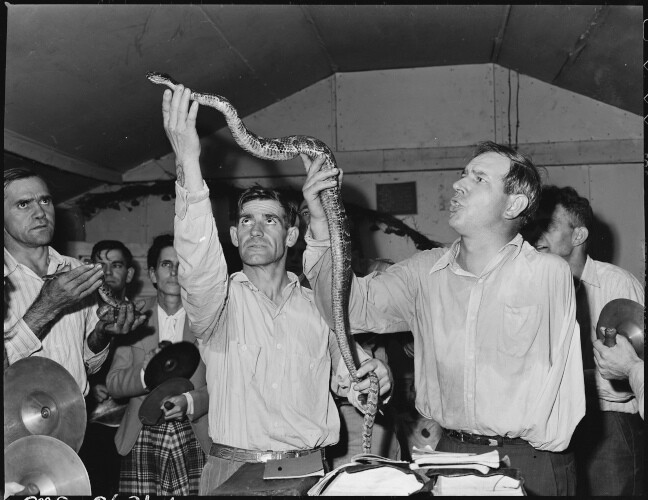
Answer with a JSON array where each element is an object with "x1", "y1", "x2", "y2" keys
[
  {"x1": 147, "y1": 234, "x2": 174, "y2": 270},
  {"x1": 91, "y1": 240, "x2": 134, "y2": 268},
  {"x1": 4, "y1": 167, "x2": 46, "y2": 192},
  {"x1": 540, "y1": 185, "x2": 593, "y2": 231},
  {"x1": 473, "y1": 141, "x2": 542, "y2": 226},
  {"x1": 236, "y1": 185, "x2": 298, "y2": 228}
]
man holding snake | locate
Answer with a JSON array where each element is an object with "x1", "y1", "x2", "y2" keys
[
  {"x1": 161, "y1": 83, "x2": 392, "y2": 493},
  {"x1": 3, "y1": 167, "x2": 146, "y2": 396},
  {"x1": 301, "y1": 142, "x2": 586, "y2": 496}
]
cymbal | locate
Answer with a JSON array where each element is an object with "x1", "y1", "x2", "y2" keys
[
  {"x1": 596, "y1": 298, "x2": 645, "y2": 360},
  {"x1": 4, "y1": 435, "x2": 91, "y2": 495},
  {"x1": 89, "y1": 396, "x2": 128, "y2": 427},
  {"x1": 144, "y1": 341, "x2": 200, "y2": 389},
  {"x1": 4, "y1": 357, "x2": 86, "y2": 451},
  {"x1": 139, "y1": 377, "x2": 194, "y2": 426}
]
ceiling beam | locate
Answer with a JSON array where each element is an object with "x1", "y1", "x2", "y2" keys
[
  {"x1": 490, "y1": 5, "x2": 512, "y2": 63},
  {"x1": 553, "y1": 5, "x2": 610, "y2": 83},
  {"x1": 4, "y1": 128, "x2": 122, "y2": 184}
]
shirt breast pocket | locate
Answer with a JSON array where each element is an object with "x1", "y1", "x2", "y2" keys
[{"x1": 499, "y1": 304, "x2": 542, "y2": 357}]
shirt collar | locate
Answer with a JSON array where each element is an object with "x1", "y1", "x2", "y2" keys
[
  {"x1": 157, "y1": 304, "x2": 186, "y2": 321},
  {"x1": 429, "y1": 234, "x2": 525, "y2": 276},
  {"x1": 579, "y1": 255, "x2": 600, "y2": 288},
  {"x1": 429, "y1": 239, "x2": 459, "y2": 274},
  {"x1": 4, "y1": 248, "x2": 18, "y2": 277},
  {"x1": 4, "y1": 246, "x2": 68, "y2": 278},
  {"x1": 231, "y1": 270, "x2": 312, "y2": 302}
]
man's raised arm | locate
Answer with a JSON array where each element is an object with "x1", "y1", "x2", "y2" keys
[{"x1": 163, "y1": 84, "x2": 228, "y2": 341}]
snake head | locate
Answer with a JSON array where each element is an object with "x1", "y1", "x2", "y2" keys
[
  {"x1": 97, "y1": 281, "x2": 120, "y2": 309},
  {"x1": 146, "y1": 71, "x2": 179, "y2": 86}
]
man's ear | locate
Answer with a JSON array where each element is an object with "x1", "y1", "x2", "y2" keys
[
  {"x1": 572, "y1": 226, "x2": 589, "y2": 247},
  {"x1": 126, "y1": 266, "x2": 135, "y2": 284},
  {"x1": 285, "y1": 226, "x2": 299, "y2": 248},
  {"x1": 504, "y1": 194, "x2": 529, "y2": 220},
  {"x1": 148, "y1": 267, "x2": 157, "y2": 286},
  {"x1": 230, "y1": 226, "x2": 239, "y2": 247}
]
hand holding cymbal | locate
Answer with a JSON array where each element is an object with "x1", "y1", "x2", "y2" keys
[
  {"x1": 596, "y1": 298, "x2": 644, "y2": 360},
  {"x1": 4, "y1": 435, "x2": 91, "y2": 496},
  {"x1": 139, "y1": 378, "x2": 194, "y2": 426}
]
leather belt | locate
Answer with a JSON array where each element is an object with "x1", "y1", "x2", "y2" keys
[
  {"x1": 209, "y1": 442, "x2": 324, "y2": 463},
  {"x1": 444, "y1": 429, "x2": 528, "y2": 447}
]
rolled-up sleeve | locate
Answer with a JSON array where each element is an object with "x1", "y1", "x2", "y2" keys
[
  {"x1": 83, "y1": 302, "x2": 109, "y2": 374},
  {"x1": 4, "y1": 317, "x2": 42, "y2": 363},
  {"x1": 174, "y1": 181, "x2": 229, "y2": 342}
]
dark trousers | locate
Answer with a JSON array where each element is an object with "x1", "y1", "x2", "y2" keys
[
  {"x1": 572, "y1": 410, "x2": 643, "y2": 496},
  {"x1": 78, "y1": 422, "x2": 121, "y2": 495},
  {"x1": 436, "y1": 432, "x2": 576, "y2": 496}
]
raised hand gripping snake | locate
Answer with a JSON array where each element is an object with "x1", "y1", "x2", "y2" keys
[{"x1": 146, "y1": 71, "x2": 379, "y2": 454}]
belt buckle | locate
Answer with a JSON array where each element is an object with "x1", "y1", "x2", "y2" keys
[
  {"x1": 488, "y1": 438, "x2": 499, "y2": 447},
  {"x1": 258, "y1": 452, "x2": 274, "y2": 463}
]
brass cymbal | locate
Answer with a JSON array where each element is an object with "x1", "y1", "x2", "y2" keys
[
  {"x1": 4, "y1": 435, "x2": 91, "y2": 496},
  {"x1": 139, "y1": 377, "x2": 194, "y2": 426},
  {"x1": 89, "y1": 396, "x2": 128, "y2": 427},
  {"x1": 596, "y1": 298, "x2": 645, "y2": 360},
  {"x1": 4, "y1": 357, "x2": 86, "y2": 451},
  {"x1": 144, "y1": 341, "x2": 200, "y2": 389}
]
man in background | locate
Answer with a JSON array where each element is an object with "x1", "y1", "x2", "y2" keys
[
  {"x1": 106, "y1": 234, "x2": 209, "y2": 496},
  {"x1": 533, "y1": 185, "x2": 644, "y2": 496},
  {"x1": 79, "y1": 240, "x2": 136, "y2": 494}
]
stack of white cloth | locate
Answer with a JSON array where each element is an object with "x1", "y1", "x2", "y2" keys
[
  {"x1": 308, "y1": 454, "x2": 424, "y2": 496},
  {"x1": 308, "y1": 449, "x2": 524, "y2": 496},
  {"x1": 412, "y1": 446, "x2": 524, "y2": 496}
]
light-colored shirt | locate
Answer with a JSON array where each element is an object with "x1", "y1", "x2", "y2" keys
[
  {"x1": 3, "y1": 247, "x2": 108, "y2": 396},
  {"x1": 174, "y1": 182, "x2": 358, "y2": 451},
  {"x1": 304, "y1": 234, "x2": 585, "y2": 452},
  {"x1": 628, "y1": 362, "x2": 644, "y2": 420},
  {"x1": 580, "y1": 256, "x2": 644, "y2": 413},
  {"x1": 157, "y1": 305, "x2": 186, "y2": 344}
]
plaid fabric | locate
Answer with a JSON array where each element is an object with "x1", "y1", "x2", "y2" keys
[{"x1": 119, "y1": 420, "x2": 205, "y2": 495}]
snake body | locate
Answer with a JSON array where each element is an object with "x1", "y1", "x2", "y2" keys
[
  {"x1": 146, "y1": 71, "x2": 379, "y2": 453},
  {"x1": 42, "y1": 273, "x2": 121, "y2": 318}
]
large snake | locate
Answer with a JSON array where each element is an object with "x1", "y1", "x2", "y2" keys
[{"x1": 146, "y1": 71, "x2": 379, "y2": 454}]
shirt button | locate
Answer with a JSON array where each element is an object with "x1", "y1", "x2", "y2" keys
[
  {"x1": 272, "y1": 382, "x2": 278, "y2": 389},
  {"x1": 241, "y1": 345, "x2": 247, "y2": 351},
  {"x1": 309, "y1": 362, "x2": 314, "y2": 369},
  {"x1": 277, "y1": 343, "x2": 282, "y2": 349}
]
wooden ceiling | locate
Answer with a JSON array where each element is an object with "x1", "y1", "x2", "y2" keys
[{"x1": 4, "y1": 4, "x2": 642, "y2": 203}]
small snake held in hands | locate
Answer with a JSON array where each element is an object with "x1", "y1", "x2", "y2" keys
[
  {"x1": 43, "y1": 273, "x2": 123, "y2": 319},
  {"x1": 146, "y1": 71, "x2": 379, "y2": 454}
]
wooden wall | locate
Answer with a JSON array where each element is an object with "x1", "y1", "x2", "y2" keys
[{"x1": 67, "y1": 63, "x2": 644, "y2": 296}]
